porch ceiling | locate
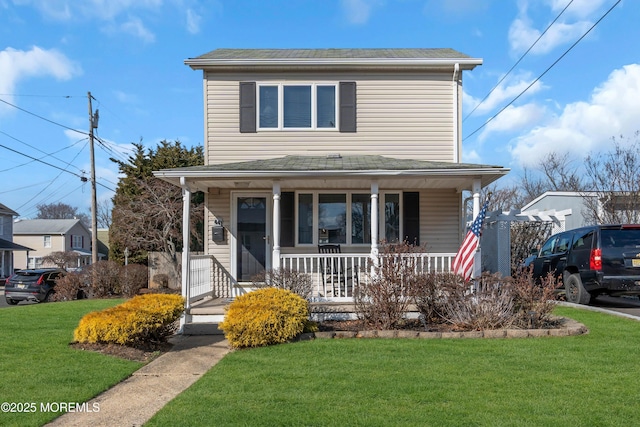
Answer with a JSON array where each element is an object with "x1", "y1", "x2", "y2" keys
[{"x1": 154, "y1": 155, "x2": 509, "y2": 192}]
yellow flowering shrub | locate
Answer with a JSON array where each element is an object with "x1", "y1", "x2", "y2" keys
[
  {"x1": 74, "y1": 294, "x2": 184, "y2": 345},
  {"x1": 219, "y1": 287, "x2": 310, "y2": 349}
]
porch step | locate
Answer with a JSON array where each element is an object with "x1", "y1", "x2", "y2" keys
[{"x1": 182, "y1": 322, "x2": 224, "y2": 335}]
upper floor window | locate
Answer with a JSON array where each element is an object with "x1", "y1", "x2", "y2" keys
[
  {"x1": 43, "y1": 235, "x2": 51, "y2": 248},
  {"x1": 71, "y1": 235, "x2": 83, "y2": 249},
  {"x1": 240, "y1": 81, "x2": 356, "y2": 133},
  {"x1": 258, "y1": 84, "x2": 337, "y2": 130}
]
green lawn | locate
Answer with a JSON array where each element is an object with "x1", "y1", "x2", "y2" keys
[
  {"x1": 147, "y1": 306, "x2": 640, "y2": 427},
  {"x1": 0, "y1": 299, "x2": 142, "y2": 427}
]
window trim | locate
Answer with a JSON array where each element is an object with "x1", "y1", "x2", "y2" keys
[
  {"x1": 256, "y1": 82, "x2": 339, "y2": 131},
  {"x1": 43, "y1": 235, "x2": 51, "y2": 248}
]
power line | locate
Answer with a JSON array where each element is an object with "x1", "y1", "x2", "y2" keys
[
  {"x1": 0, "y1": 130, "x2": 87, "y2": 173},
  {"x1": 463, "y1": 0, "x2": 575, "y2": 122},
  {"x1": 463, "y1": 0, "x2": 622, "y2": 142},
  {"x1": 0, "y1": 97, "x2": 88, "y2": 135}
]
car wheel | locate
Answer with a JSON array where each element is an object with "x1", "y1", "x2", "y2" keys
[
  {"x1": 6, "y1": 298, "x2": 18, "y2": 305},
  {"x1": 43, "y1": 292, "x2": 55, "y2": 302},
  {"x1": 565, "y1": 273, "x2": 591, "y2": 305}
]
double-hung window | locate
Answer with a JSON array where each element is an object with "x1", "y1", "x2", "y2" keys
[
  {"x1": 72, "y1": 235, "x2": 83, "y2": 249},
  {"x1": 43, "y1": 235, "x2": 51, "y2": 248},
  {"x1": 258, "y1": 83, "x2": 337, "y2": 130}
]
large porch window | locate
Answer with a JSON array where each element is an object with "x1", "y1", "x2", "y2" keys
[{"x1": 293, "y1": 191, "x2": 409, "y2": 246}]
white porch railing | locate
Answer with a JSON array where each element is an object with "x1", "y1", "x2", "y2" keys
[
  {"x1": 188, "y1": 254, "x2": 214, "y2": 303},
  {"x1": 186, "y1": 252, "x2": 456, "y2": 304},
  {"x1": 280, "y1": 252, "x2": 456, "y2": 301}
]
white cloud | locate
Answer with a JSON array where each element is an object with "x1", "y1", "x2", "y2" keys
[
  {"x1": 340, "y1": 0, "x2": 383, "y2": 25},
  {"x1": 508, "y1": 0, "x2": 609, "y2": 56},
  {"x1": 464, "y1": 71, "x2": 545, "y2": 116},
  {"x1": 14, "y1": 0, "x2": 161, "y2": 42},
  {"x1": 14, "y1": 0, "x2": 162, "y2": 21},
  {"x1": 478, "y1": 103, "x2": 547, "y2": 143},
  {"x1": 546, "y1": 0, "x2": 608, "y2": 19},
  {"x1": 185, "y1": 8, "x2": 201, "y2": 34},
  {"x1": 119, "y1": 16, "x2": 155, "y2": 43},
  {"x1": 509, "y1": 63, "x2": 640, "y2": 167},
  {"x1": 0, "y1": 46, "x2": 81, "y2": 112}
]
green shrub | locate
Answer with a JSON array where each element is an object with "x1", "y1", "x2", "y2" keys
[
  {"x1": 219, "y1": 288, "x2": 310, "y2": 349},
  {"x1": 73, "y1": 294, "x2": 184, "y2": 345}
]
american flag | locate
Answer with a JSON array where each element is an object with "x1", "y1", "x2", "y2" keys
[{"x1": 452, "y1": 199, "x2": 489, "y2": 281}]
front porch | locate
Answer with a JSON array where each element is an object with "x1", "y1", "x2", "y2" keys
[{"x1": 181, "y1": 251, "x2": 455, "y2": 334}]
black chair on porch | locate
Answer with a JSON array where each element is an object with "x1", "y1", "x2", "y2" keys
[{"x1": 318, "y1": 244, "x2": 354, "y2": 297}]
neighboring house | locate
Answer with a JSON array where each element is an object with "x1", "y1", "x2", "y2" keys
[
  {"x1": 13, "y1": 219, "x2": 94, "y2": 269},
  {"x1": 521, "y1": 192, "x2": 591, "y2": 231},
  {"x1": 97, "y1": 228, "x2": 110, "y2": 261},
  {"x1": 154, "y1": 48, "x2": 509, "y2": 312},
  {"x1": 0, "y1": 203, "x2": 32, "y2": 278}
]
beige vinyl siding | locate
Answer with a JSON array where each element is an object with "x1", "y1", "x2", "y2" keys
[
  {"x1": 205, "y1": 189, "x2": 234, "y2": 297},
  {"x1": 422, "y1": 189, "x2": 460, "y2": 253},
  {"x1": 12, "y1": 234, "x2": 67, "y2": 269},
  {"x1": 203, "y1": 72, "x2": 456, "y2": 165}
]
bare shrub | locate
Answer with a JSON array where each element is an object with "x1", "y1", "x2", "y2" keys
[
  {"x1": 87, "y1": 261, "x2": 123, "y2": 297},
  {"x1": 152, "y1": 273, "x2": 169, "y2": 288},
  {"x1": 252, "y1": 268, "x2": 313, "y2": 301},
  {"x1": 354, "y1": 242, "x2": 423, "y2": 330},
  {"x1": 51, "y1": 271, "x2": 88, "y2": 302},
  {"x1": 122, "y1": 264, "x2": 149, "y2": 297},
  {"x1": 411, "y1": 272, "x2": 463, "y2": 324},
  {"x1": 440, "y1": 273, "x2": 516, "y2": 331},
  {"x1": 509, "y1": 268, "x2": 559, "y2": 329}
]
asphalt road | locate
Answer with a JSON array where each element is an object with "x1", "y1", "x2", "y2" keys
[{"x1": 0, "y1": 287, "x2": 37, "y2": 308}]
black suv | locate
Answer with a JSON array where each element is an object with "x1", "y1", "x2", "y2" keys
[
  {"x1": 527, "y1": 224, "x2": 640, "y2": 304},
  {"x1": 4, "y1": 268, "x2": 66, "y2": 305}
]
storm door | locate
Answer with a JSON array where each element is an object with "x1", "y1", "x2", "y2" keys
[{"x1": 235, "y1": 195, "x2": 269, "y2": 281}]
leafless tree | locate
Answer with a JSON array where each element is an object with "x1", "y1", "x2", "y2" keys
[
  {"x1": 97, "y1": 199, "x2": 113, "y2": 229},
  {"x1": 36, "y1": 202, "x2": 90, "y2": 228},
  {"x1": 582, "y1": 134, "x2": 640, "y2": 224},
  {"x1": 42, "y1": 251, "x2": 81, "y2": 269},
  {"x1": 110, "y1": 178, "x2": 204, "y2": 279}
]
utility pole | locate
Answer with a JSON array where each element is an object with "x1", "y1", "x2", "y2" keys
[{"x1": 88, "y1": 92, "x2": 99, "y2": 266}]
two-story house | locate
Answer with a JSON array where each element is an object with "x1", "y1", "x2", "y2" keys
[
  {"x1": 12, "y1": 219, "x2": 93, "y2": 269},
  {"x1": 0, "y1": 203, "x2": 32, "y2": 278},
  {"x1": 154, "y1": 48, "x2": 509, "y2": 316}
]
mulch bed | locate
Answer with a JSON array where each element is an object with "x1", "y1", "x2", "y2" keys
[{"x1": 70, "y1": 341, "x2": 173, "y2": 362}]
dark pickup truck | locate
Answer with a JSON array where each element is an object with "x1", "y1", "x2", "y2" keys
[{"x1": 526, "y1": 224, "x2": 640, "y2": 304}]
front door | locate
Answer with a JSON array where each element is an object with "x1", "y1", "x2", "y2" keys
[{"x1": 235, "y1": 195, "x2": 270, "y2": 281}]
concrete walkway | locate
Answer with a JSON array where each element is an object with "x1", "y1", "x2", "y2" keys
[{"x1": 46, "y1": 334, "x2": 230, "y2": 427}]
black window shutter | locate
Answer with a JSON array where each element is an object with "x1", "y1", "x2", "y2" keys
[
  {"x1": 280, "y1": 192, "x2": 295, "y2": 247},
  {"x1": 403, "y1": 192, "x2": 420, "y2": 245},
  {"x1": 239, "y1": 82, "x2": 256, "y2": 133},
  {"x1": 339, "y1": 82, "x2": 356, "y2": 133}
]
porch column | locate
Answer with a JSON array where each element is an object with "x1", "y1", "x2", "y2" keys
[
  {"x1": 1, "y1": 250, "x2": 5, "y2": 277},
  {"x1": 272, "y1": 182, "x2": 281, "y2": 270},
  {"x1": 180, "y1": 177, "x2": 192, "y2": 328},
  {"x1": 472, "y1": 179, "x2": 481, "y2": 279},
  {"x1": 370, "y1": 182, "x2": 379, "y2": 258}
]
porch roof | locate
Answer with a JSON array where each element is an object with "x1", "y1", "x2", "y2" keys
[
  {"x1": 154, "y1": 155, "x2": 509, "y2": 192},
  {"x1": 0, "y1": 237, "x2": 33, "y2": 251}
]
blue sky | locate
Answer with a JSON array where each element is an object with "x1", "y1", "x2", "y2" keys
[{"x1": 0, "y1": 0, "x2": 637, "y2": 219}]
